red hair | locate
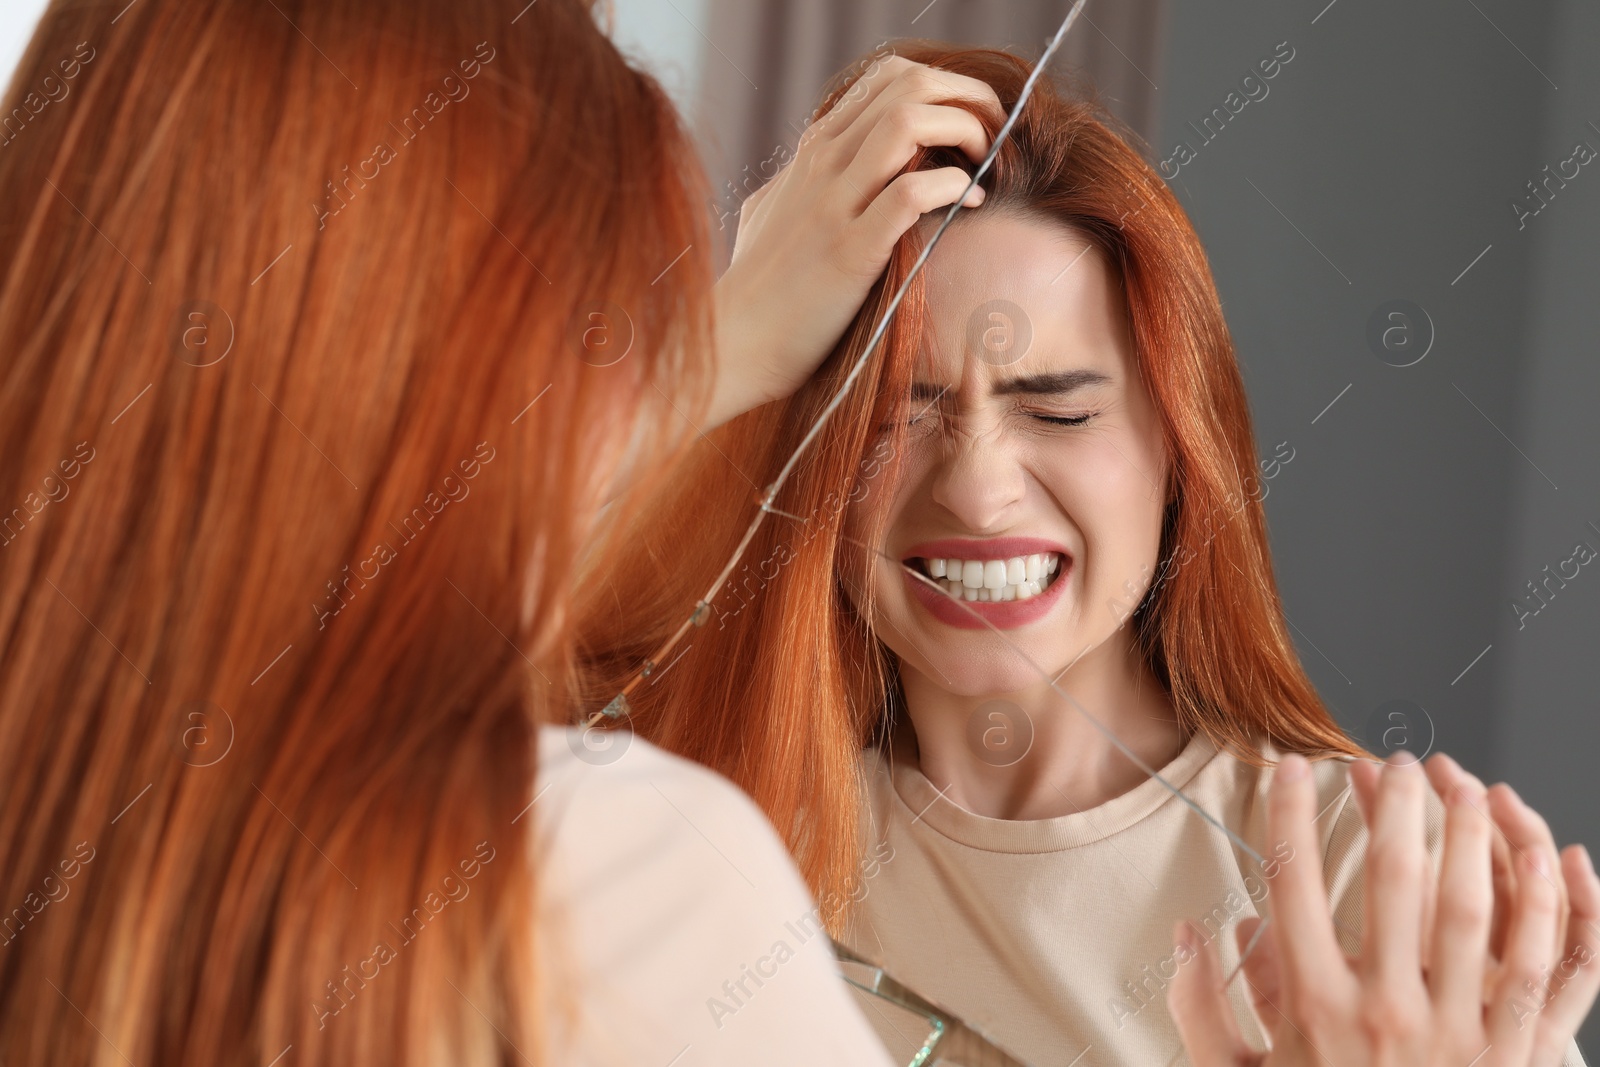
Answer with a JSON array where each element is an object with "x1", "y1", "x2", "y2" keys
[
  {"x1": 577, "y1": 43, "x2": 1364, "y2": 931},
  {"x1": 0, "y1": 0, "x2": 714, "y2": 1062}
]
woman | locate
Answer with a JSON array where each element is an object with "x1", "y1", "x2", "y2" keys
[
  {"x1": 0, "y1": 4, "x2": 1586, "y2": 1064},
  {"x1": 577, "y1": 44, "x2": 1600, "y2": 1066}
]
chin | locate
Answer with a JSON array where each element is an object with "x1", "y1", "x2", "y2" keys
[{"x1": 903, "y1": 636, "x2": 1066, "y2": 697}]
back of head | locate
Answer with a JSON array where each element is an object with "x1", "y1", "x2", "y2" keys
[{"x1": 0, "y1": 0, "x2": 713, "y2": 1062}]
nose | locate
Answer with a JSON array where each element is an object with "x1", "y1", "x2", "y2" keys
[{"x1": 928, "y1": 424, "x2": 1027, "y2": 533}]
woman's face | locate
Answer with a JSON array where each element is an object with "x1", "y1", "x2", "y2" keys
[{"x1": 841, "y1": 210, "x2": 1171, "y2": 696}]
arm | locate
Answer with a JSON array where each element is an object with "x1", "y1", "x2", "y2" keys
[
  {"x1": 587, "y1": 56, "x2": 1000, "y2": 536},
  {"x1": 701, "y1": 55, "x2": 1001, "y2": 433}
]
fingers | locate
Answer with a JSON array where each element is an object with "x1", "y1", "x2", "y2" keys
[
  {"x1": 851, "y1": 167, "x2": 985, "y2": 266},
  {"x1": 1427, "y1": 756, "x2": 1518, "y2": 963},
  {"x1": 826, "y1": 63, "x2": 1004, "y2": 167},
  {"x1": 1491, "y1": 813, "x2": 1518, "y2": 960},
  {"x1": 1424, "y1": 754, "x2": 1493, "y2": 1027},
  {"x1": 1266, "y1": 754, "x2": 1346, "y2": 984},
  {"x1": 1532, "y1": 845, "x2": 1600, "y2": 1065},
  {"x1": 839, "y1": 101, "x2": 992, "y2": 207},
  {"x1": 1484, "y1": 783, "x2": 1564, "y2": 1057},
  {"x1": 1437, "y1": 762, "x2": 1520, "y2": 960},
  {"x1": 1234, "y1": 917, "x2": 1284, "y2": 1039},
  {"x1": 1347, "y1": 754, "x2": 1381, "y2": 821},
  {"x1": 1425, "y1": 754, "x2": 1489, "y2": 962},
  {"x1": 1362, "y1": 753, "x2": 1428, "y2": 990},
  {"x1": 1168, "y1": 921, "x2": 1254, "y2": 1067},
  {"x1": 1491, "y1": 782, "x2": 1568, "y2": 958},
  {"x1": 799, "y1": 53, "x2": 912, "y2": 152}
]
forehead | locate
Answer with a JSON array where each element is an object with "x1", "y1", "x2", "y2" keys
[{"x1": 916, "y1": 209, "x2": 1128, "y2": 381}]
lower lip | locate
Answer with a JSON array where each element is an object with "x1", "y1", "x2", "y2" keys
[{"x1": 903, "y1": 561, "x2": 1071, "y2": 630}]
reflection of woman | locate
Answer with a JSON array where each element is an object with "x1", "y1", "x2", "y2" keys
[{"x1": 581, "y1": 45, "x2": 1599, "y2": 1066}]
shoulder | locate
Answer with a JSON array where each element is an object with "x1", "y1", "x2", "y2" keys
[
  {"x1": 537, "y1": 721, "x2": 753, "y2": 811},
  {"x1": 533, "y1": 725, "x2": 895, "y2": 1066},
  {"x1": 534, "y1": 724, "x2": 813, "y2": 904},
  {"x1": 1235, "y1": 742, "x2": 1447, "y2": 952},
  {"x1": 1226, "y1": 742, "x2": 1447, "y2": 858},
  {"x1": 1187, "y1": 739, "x2": 1365, "y2": 864},
  {"x1": 536, "y1": 722, "x2": 766, "y2": 823}
]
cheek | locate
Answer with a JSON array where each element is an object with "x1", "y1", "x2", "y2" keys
[{"x1": 1039, "y1": 442, "x2": 1166, "y2": 601}]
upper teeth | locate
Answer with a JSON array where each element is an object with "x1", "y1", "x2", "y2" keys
[{"x1": 922, "y1": 553, "x2": 1061, "y2": 602}]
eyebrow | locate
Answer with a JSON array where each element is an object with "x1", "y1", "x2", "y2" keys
[{"x1": 909, "y1": 369, "x2": 1113, "y2": 402}]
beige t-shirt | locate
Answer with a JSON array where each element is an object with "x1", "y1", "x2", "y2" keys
[
  {"x1": 840, "y1": 727, "x2": 1587, "y2": 1067},
  {"x1": 534, "y1": 724, "x2": 896, "y2": 1067}
]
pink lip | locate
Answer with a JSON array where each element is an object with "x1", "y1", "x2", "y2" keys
[{"x1": 899, "y1": 537, "x2": 1072, "y2": 631}]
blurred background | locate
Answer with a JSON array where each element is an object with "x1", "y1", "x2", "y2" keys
[{"x1": 4, "y1": 0, "x2": 1595, "y2": 1048}]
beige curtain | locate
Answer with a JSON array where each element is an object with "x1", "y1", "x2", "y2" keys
[{"x1": 695, "y1": 0, "x2": 1169, "y2": 248}]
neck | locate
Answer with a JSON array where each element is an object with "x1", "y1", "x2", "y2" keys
[{"x1": 898, "y1": 629, "x2": 1186, "y2": 820}]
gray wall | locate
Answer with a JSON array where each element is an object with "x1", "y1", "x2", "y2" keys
[
  {"x1": 1158, "y1": 0, "x2": 1596, "y2": 1049},
  {"x1": 1498, "y1": 0, "x2": 1600, "y2": 1018},
  {"x1": 606, "y1": 0, "x2": 710, "y2": 116}
]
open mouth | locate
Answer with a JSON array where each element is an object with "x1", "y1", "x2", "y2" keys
[{"x1": 905, "y1": 552, "x2": 1065, "y2": 603}]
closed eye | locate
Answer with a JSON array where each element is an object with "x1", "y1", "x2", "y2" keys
[
  {"x1": 1032, "y1": 412, "x2": 1098, "y2": 427},
  {"x1": 879, "y1": 409, "x2": 1099, "y2": 431}
]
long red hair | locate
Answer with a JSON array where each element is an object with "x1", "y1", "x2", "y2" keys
[
  {"x1": 576, "y1": 43, "x2": 1364, "y2": 932},
  {"x1": 0, "y1": 0, "x2": 714, "y2": 1062}
]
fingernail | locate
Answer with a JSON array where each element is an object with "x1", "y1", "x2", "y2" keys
[
  {"x1": 1530, "y1": 850, "x2": 1550, "y2": 878},
  {"x1": 1174, "y1": 920, "x2": 1194, "y2": 950},
  {"x1": 1388, "y1": 749, "x2": 1420, "y2": 769},
  {"x1": 1278, "y1": 754, "x2": 1308, "y2": 782}
]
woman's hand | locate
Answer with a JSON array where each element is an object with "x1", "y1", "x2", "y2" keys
[
  {"x1": 703, "y1": 56, "x2": 1002, "y2": 431},
  {"x1": 1168, "y1": 752, "x2": 1600, "y2": 1066}
]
